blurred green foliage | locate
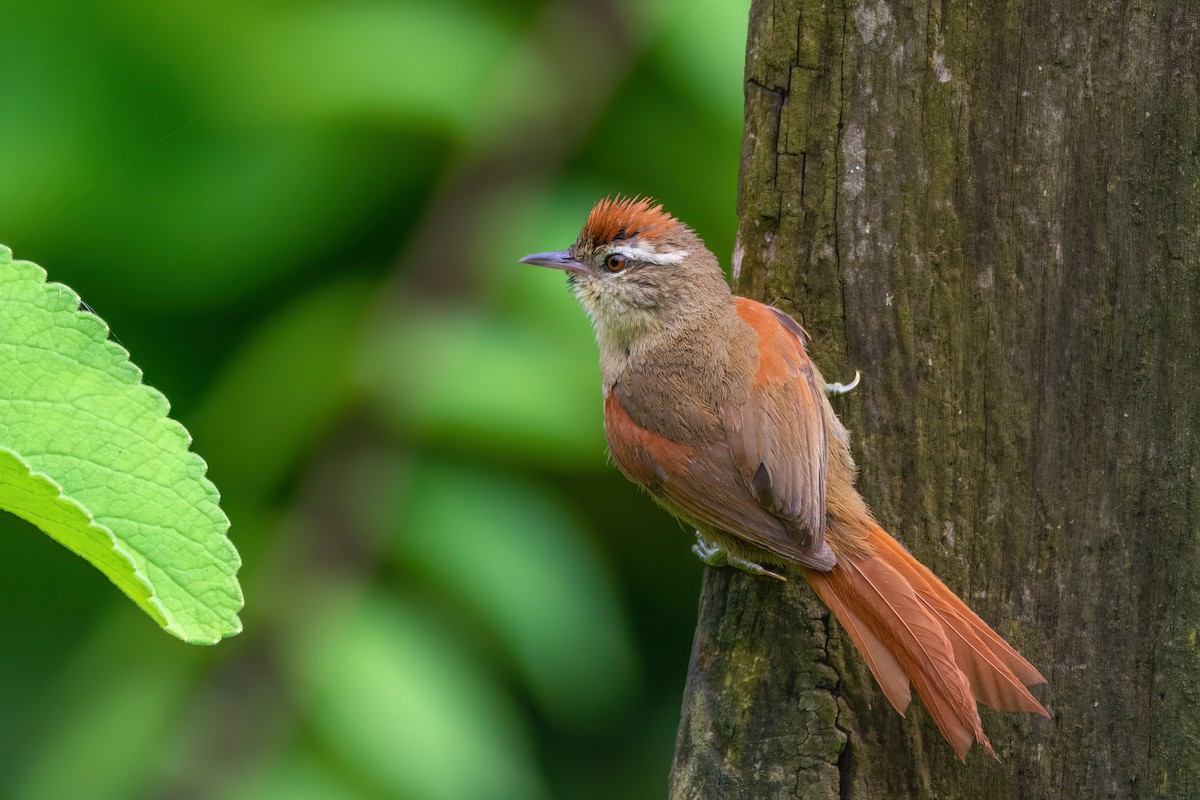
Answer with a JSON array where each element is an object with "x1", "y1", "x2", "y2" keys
[{"x1": 0, "y1": 0, "x2": 748, "y2": 796}]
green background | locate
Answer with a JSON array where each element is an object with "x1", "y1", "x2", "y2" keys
[{"x1": 0, "y1": 0, "x2": 748, "y2": 796}]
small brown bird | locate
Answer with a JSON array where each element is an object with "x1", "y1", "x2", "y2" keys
[{"x1": 520, "y1": 196, "x2": 1048, "y2": 759}]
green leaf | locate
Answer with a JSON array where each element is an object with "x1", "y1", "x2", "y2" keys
[
  {"x1": 631, "y1": 0, "x2": 749, "y2": 126},
  {"x1": 362, "y1": 308, "x2": 603, "y2": 466},
  {"x1": 190, "y1": 279, "x2": 370, "y2": 500},
  {"x1": 292, "y1": 591, "x2": 548, "y2": 800},
  {"x1": 0, "y1": 246, "x2": 242, "y2": 643},
  {"x1": 395, "y1": 458, "x2": 638, "y2": 729},
  {"x1": 9, "y1": 616, "x2": 194, "y2": 800},
  {"x1": 0, "y1": 448, "x2": 160, "y2": 624},
  {"x1": 225, "y1": 748, "x2": 364, "y2": 800},
  {"x1": 236, "y1": 5, "x2": 513, "y2": 138}
]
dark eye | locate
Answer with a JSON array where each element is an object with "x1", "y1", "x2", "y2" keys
[{"x1": 606, "y1": 253, "x2": 627, "y2": 272}]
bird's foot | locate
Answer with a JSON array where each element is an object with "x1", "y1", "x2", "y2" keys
[
  {"x1": 691, "y1": 532, "x2": 787, "y2": 581},
  {"x1": 825, "y1": 369, "x2": 861, "y2": 396}
]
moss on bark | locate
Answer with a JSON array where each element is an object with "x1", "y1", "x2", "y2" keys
[{"x1": 671, "y1": 0, "x2": 1200, "y2": 796}]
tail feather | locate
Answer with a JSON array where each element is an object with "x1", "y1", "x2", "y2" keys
[
  {"x1": 816, "y1": 575, "x2": 911, "y2": 714},
  {"x1": 873, "y1": 532, "x2": 1048, "y2": 715},
  {"x1": 803, "y1": 523, "x2": 1047, "y2": 760},
  {"x1": 872, "y1": 532, "x2": 1049, "y2": 707}
]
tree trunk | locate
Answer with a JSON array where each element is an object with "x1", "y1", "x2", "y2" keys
[{"x1": 669, "y1": 0, "x2": 1200, "y2": 797}]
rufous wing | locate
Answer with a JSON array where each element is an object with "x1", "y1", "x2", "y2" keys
[
  {"x1": 604, "y1": 390, "x2": 831, "y2": 568},
  {"x1": 723, "y1": 298, "x2": 832, "y2": 564}
]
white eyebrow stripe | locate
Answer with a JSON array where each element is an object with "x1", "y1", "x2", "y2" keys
[{"x1": 610, "y1": 244, "x2": 689, "y2": 265}]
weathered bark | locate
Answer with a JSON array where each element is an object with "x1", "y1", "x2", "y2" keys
[{"x1": 670, "y1": 0, "x2": 1200, "y2": 797}]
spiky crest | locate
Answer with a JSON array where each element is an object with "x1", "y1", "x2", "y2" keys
[{"x1": 577, "y1": 196, "x2": 679, "y2": 250}]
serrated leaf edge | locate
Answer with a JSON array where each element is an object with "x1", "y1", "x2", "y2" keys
[
  {"x1": 2, "y1": 245, "x2": 244, "y2": 644},
  {"x1": 0, "y1": 445, "x2": 179, "y2": 636}
]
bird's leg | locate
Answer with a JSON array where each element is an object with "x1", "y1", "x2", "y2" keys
[
  {"x1": 825, "y1": 369, "x2": 861, "y2": 396},
  {"x1": 691, "y1": 531, "x2": 787, "y2": 581}
]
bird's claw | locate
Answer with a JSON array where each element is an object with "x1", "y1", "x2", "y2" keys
[
  {"x1": 825, "y1": 369, "x2": 861, "y2": 396},
  {"x1": 691, "y1": 532, "x2": 787, "y2": 581},
  {"x1": 691, "y1": 533, "x2": 726, "y2": 566}
]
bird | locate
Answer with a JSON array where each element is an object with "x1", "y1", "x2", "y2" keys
[{"x1": 519, "y1": 195, "x2": 1048, "y2": 760}]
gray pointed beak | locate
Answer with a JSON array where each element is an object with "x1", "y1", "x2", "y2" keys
[{"x1": 518, "y1": 250, "x2": 589, "y2": 277}]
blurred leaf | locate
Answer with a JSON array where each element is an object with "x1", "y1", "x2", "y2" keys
[
  {"x1": 226, "y1": 747, "x2": 365, "y2": 800},
  {"x1": 631, "y1": 0, "x2": 749, "y2": 126},
  {"x1": 362, "y1": 306, "x2": 603, "y2": 466},
  {"x1": 26, "y1": 128, "x2": 423, "y2": 309},
  {"x1": 291, "y1": 590, "x2": 548, "y2": 800},
  {"x1": 236, "y1": 4, "x2": 513, "y2": 137},
  {"x1": 191, "y1": 279, "x2": 372, "y2": 502},
  {"x1": 395, "y1": 457, "x2": 638, "y2": 728},
  {"x1": 0, "y1": 247, "x2": 242, "y2": 643},
  {"x1": 224, "y1": 2, "x2": 569, "y2": 154},
  {"x1": 466, "y1": 30, "x2": 567, "y2": 152},
  {"x1": 9, "y1": 616, "x2": 194, "y2": 800},
  {"x1": 0, "y1": 5, "x2": 441, "y2": 309},
  {"x1": 0, "y1": 3, "x2": 112, "y2": 231}
]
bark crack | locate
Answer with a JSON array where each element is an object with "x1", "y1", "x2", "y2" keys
[
  {"x1": 820, "y1": 606, "x2": 854, "y2": 798},
  {"x1": 834, "y1": 0, "x2": 850, "y2": 348}
]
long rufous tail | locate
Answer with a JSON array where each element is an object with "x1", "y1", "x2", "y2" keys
[{"x1": 803, "y1": 522, "x2": 1048, "y2": 760}]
